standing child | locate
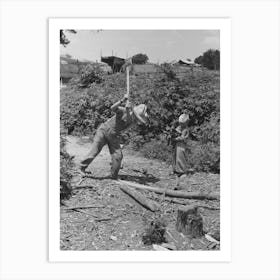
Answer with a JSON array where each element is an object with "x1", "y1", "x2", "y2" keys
[
  {"x1": 173, "y1": 113, "x2": 190, "y2": 189},
  {"x1": 79, "y1": 95, "x2": 148, "y2": 179}
]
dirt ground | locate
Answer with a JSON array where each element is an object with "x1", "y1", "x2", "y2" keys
[{"x1": 60, "y1": 136, "x2": 220, "y2": 251}]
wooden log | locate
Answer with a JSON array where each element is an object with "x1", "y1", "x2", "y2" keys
[
  {"x1": 120, "y1": 186, "x2": 160, "y2": 212},
  {"x1": 165, "y1": 198, "x2": 220, "y2": 210},
  {"x1": 176, "y1": 205, "x2": 204, "y2": 238},
  {"x1": 116, "y1": 180, "x2": 219, "y2": 201}
]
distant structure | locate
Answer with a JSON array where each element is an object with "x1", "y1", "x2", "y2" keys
[
  {"x1": 172, "y1": 58, "x2": 201, "y2": 67},
  {"x1": 101, "y1": 55, "x2": 160, "y2": 74},
  {"x1": 101, "y1": 56, "x2": 125, "y2": 73}
]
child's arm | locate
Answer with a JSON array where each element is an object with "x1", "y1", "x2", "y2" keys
[
  {"x1": 175, "y1": 128, "x2": 189, "y2": 141},
  {"x1": 125, "y1": 100, "x2": 133, "y2": 123},
  {"x1": 110, "y1": 94, "x2": 128, "y2": 112}
]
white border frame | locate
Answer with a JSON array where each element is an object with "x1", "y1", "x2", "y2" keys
[{"x1": 49, "y1": 18, "x2": 231, "y2": 262}]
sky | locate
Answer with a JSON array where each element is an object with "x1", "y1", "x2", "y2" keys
[{"x1": 60, "y1": 30, "x2": 220, "y2": 63}]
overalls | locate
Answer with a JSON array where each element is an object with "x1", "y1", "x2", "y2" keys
[
  {"x1": 173, "y1": 126, "x2": 189, "y2": 175},
  {"x1": 80, "y1": 107, "x2": 133, "y2": 178}
]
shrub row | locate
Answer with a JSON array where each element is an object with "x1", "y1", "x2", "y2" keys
[
  {"x1": 60, "y1": 136, "x2": 74, "y2": 201},
  {"x1": 60, "y1": 65, "x2": 220, "y2": 173}
]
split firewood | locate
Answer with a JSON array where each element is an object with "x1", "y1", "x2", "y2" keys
[
  {"x1": 152, "y1": 244, "x2": 169, "y2": 251},
  {"x1": 207, "y1": 242, "x2": 217, "y2": 249},
  {"x1": 161, "y1": 243, "x2": 177, "y2": 250},
  {"x1": 205, "y1": 234, "x2": 220, "y2": 244},
  {"x1": 166, "y1": 229, "x2": 178, "y2": 245},
  {"x1": 120, "y1": 186, "x2": 160, "y2": 212},
  {"x1": 116, "y1": 180, "x2": 219, "y2": 200}
]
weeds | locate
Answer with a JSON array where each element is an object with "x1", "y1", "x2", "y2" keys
[
  {"x1": 60, "y1": 66, "x2": 220, "y2": 173},
  {"x1": 60, "y1": 136, "x2": 75, "y2": 201},
  {"x1": 142, "y1": 218, "x2": 167, "y2": 245}
]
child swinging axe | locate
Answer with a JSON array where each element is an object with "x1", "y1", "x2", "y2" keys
[
  {"x1": 120, "y1": 59, "x2": 131, "y2": 150},
  {"x1": 78, "y1": 58, "x2": 149, "y2": 179}
]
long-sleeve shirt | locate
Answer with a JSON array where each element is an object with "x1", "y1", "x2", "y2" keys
[
  {"x1": 99, "y1": 105, "x2": 134, "y2": 137},
  {"x1": 173, "y1": 126, "x2": 189, "y2": 174},
  {"x1": 175, "y1": 126, "x2": 189, "y2": 147}
]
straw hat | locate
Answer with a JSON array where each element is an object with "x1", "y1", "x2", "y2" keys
[
  {"x1": 133, "y1": 104, "x2": 148, "y2": 124},
  {"x1": 178, "y1": 113, "x2": 189, "y2": 123}
]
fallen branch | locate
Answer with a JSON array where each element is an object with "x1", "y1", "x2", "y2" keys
[
  {"x1": 120, "y1": 186, "x2": 160, "y2": 212},
  {"x1": 76, "y1": 177, "x2": 86, "y2": 186},
  {"x1": 63, "y1": 205, "x2": 105, "y2": 210},
  {"x1": 116, "y1": 180, "x2": 219, "y2": 201},
  {"x1": 72, "y1": 185, "x2": 98, "y2": 189},
  {"x1": 68, "y1": 208, "x2": 98, "y2": 218},
  {"x1": 73, "y1": 209, "x2": 112, "y2": 222},
  {"x1": 164, "y1": 197, "x2": 220, "y2": 210},
  {"x1": 82, "y1": 174, "x2": 110, "y2": 180},
  {"x1": 61, "y1": 202, "x2": 111, "y2": 221},
  {"x1": 197, "y1": 205, "x2": 220, "y2": 211}
]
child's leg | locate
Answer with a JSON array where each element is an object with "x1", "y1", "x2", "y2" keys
[
  {"x1": 175, "y1": 174, "x2": 180, "y2": 186},
  {"x1": 107, "y1": 137, "x2": 123, "y2": 179},
  {"x1": 79, "y1": 129, "x2": 106, "y2": 171},
  {"x1": 174, "y1": 172, "x2": 187, "y2": 190}
]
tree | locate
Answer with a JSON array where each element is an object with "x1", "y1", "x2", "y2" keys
[
  {"x1": 132, "y1": 53, "x2": 149, "y2": 64},
  {"x1": 60, "y1": 30, "x2": 77, "y2": 47},
  {"x1": 194, "y1": 49, "x2": 220, "y2": 70},
  {"x1": 194, "y1": 55, "x2": 203, "y2": 65}
]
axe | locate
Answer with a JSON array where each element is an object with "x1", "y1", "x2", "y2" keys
[{"x1": 125, "y1": 58, "x2": 132, "y2": 103}]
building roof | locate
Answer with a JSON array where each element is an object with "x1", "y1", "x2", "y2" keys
[{"x1": 177, "y1": 59, "x2": 195, "y2": 65}]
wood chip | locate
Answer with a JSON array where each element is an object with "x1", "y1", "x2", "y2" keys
[
  {"x1": 152, "y1": 244, "x2": 169, "y2": 251},
  {"x1": 161, "y1": 243, "x2": 177, "y2": 250},
  {"x1": 205, "y1": 234, "x2": 220, "y2": 244},
  {"x1": 110, "y1": 235, "x2": 117, "y2": 241}
]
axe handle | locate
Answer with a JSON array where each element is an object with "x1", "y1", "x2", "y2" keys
[{"x1": 126, "y1": 67, "x2": 130, "y2": 100}]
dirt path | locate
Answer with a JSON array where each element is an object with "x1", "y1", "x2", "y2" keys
[
  {"x1": 65, "y1": 135, "x2": 174, "y2": 183},
  {"x1": 60, "y1": 136, "x2": 220, "y2": 251}
]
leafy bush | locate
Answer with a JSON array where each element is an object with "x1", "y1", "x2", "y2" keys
[
  {"x1": 60, "y1": 66, "x2": 220, "y2": 173},
  {"x1": 142, "y1": 219, "x2": 167, "y2": 245},
  {"x1": 139, "y1": 138, "x2": 173, "y2": 164},
  {"x1": 132, "y1": 53, "x2": 149, "y2": 64},
  {"x1": 71, "y1": 64, "x2": 105, "y2": 88},
  {"x1": 134, "y1": 138, "x2": 220, "y2": 173},
  {"x1": 60, "y1": 136, "x2": 74, "y2": 201},
  {"x1": 185, "y1": 141, "x2": 220, "y2": 173},
  {"x1": 194, "y1": 49, "x2": 220, "y2": 70},
  {"x1": 160, "y1": 63, "x2": 177, "y2": 81}
]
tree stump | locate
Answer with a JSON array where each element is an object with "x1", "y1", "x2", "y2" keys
[{"x1": 176, "y1": 205, "x2": 204, "y2": 238}]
